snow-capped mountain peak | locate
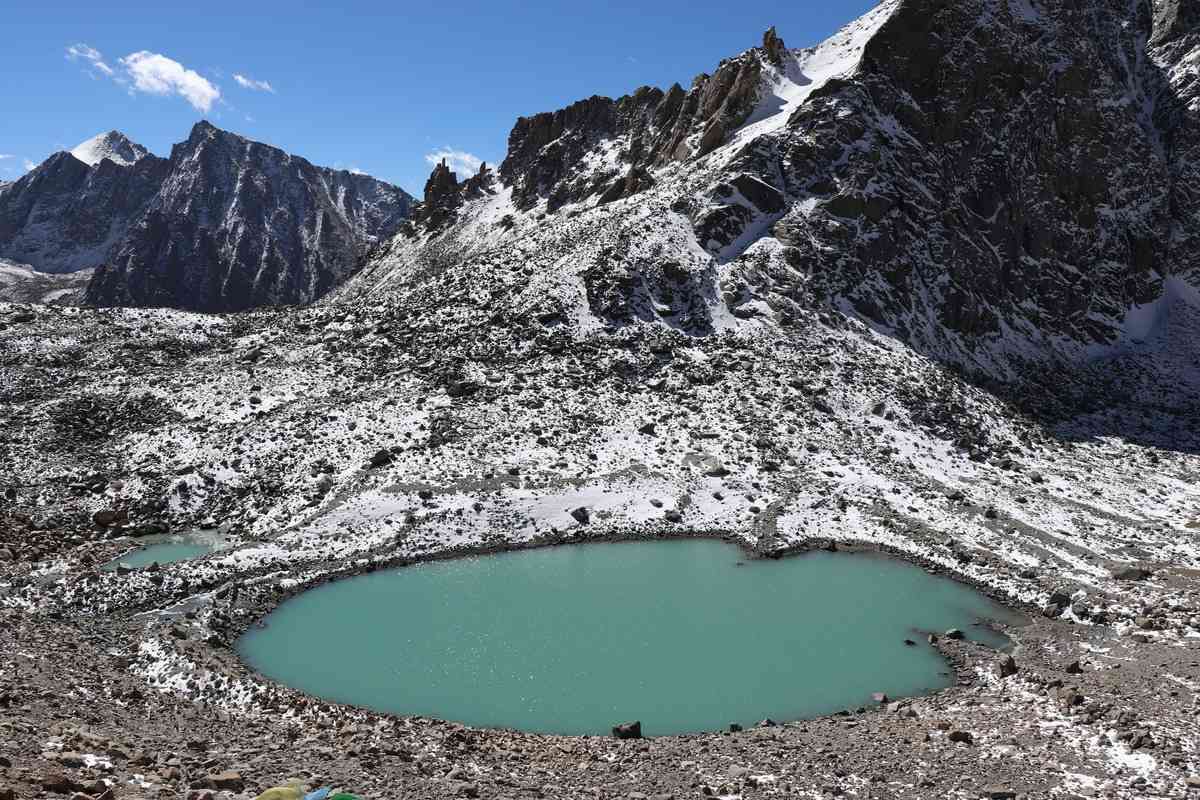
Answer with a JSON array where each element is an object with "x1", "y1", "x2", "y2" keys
[
  {"x1": 69, "y1": 131, "x2": 151, "y2": 168},
  {"x1": 2, "y1": 123, "x2": 411, "y2": 300}
]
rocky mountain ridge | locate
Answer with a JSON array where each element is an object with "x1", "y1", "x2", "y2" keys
[
  {"x1": 0, "y1": 123, "x2": 413, "y2": 311},
  {"x1": 354, "y1": 0, "x2": 1200, "y2": 381}
]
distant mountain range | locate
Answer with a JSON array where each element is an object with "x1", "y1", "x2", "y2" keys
[
  {"x1": 5, "y1": 0, "x2": 1200, "y2": 373},
  {"x1": 0, "y1": 124, "x2": 412, "y2": 312}
]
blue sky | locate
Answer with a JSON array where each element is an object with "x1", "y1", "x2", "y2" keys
[{"x1": 3, "y1": 1, "x2": 878, "y2": 193}]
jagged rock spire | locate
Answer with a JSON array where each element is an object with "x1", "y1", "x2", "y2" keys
[
  {"x1": 416, "y1": 159, "x2": 465, "y2": 229},
  {"x1": 462, "y1": 161, "x2": 495, "y2": 200},
  {"x1": 423, "y1": 158, "x2": 460, "y2": 206},
  {"x1": 762, "y1": 26, "x2": 786, "y2": 65}
]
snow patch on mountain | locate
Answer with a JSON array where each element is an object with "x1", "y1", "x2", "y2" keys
[
  {"x1": 731, "y1": 0, "x2": 899, "y2": 148},
  {"x1": 70, "y1": 131, "x2": 151, "y2": 167}
]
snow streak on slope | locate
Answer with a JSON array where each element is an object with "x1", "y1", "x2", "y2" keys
[
  {"x1": 70, "y1": 131, "x2": 151, "y2": 167},
  {"x1": 730, "y1": 0, "x2": 899, "y2": 147}
]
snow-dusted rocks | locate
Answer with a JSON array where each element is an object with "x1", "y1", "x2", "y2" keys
[
  {"x1": 0, "y1": 258, "x2": 91, "y2": 304},
  {"x1": 355, "y1": 0, "x2": 1200, "y2": 377}
]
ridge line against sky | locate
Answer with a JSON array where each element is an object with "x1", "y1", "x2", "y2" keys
[{"x1": 3, "y1": 1, "x2": 879, "y2": 193}]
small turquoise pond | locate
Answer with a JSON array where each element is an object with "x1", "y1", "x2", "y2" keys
[
  {"x1": 238, "y1": 539, "x2": 1019, "y2": 736},
  {"x1": 103, "y1": 532, "x2": 227, "y2": 570}
]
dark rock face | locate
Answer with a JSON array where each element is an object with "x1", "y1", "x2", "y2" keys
[
  {"x1": 1152, "y1": 0, "x2": 1200, "y2": 43},
  {"x1": 84, "y1": 122, "x2": 411, "y2": 312},
  {"x1": 715, "y1": 0, "x2": 1191, "y2": 354},
  {"x1": 0, "y1": 151, "x2": 169, "y2": 273},
  {"x1": 423, "y1": 159, "x2": 462, "y2": 225},
  {"x1": 1149, "y1": 0, "x2": 1200, "y2": 287}
]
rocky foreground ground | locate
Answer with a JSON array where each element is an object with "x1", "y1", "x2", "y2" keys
[{"x1": 1, "y1": 298, "x2": 1199, "y2": 798}]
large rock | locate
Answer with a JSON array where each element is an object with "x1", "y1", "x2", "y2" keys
[
  {"x1": 612, "y1": 720, "x2": 642, "y2": 739},
  {"x1": 91, "y1": 509, "x2": 127, "y2": 527},
  {"x1": 203, "y1": 772, "x2": 244, "y2": 792},
  {"x1": 40, "y1": 774, "x2": 87, "y2": 795},
  {"x1": 996, "y1": 655, "x2": 1018, "y2": 678},
  {"x1": 981, "y1": 788, "x2": 1017, "y2": 800},
  {"x1": 1111, "y1": 565, "x2": 1152, "y2": 581}
]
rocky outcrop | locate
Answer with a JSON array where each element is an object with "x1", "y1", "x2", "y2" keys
[
  {"x1": 461, "y1": 161, "x2": 495, "y2": 200},
  {"x1": 83, "y1": 121, "x2": 412, "y2": 312},
  {"x1": 419, "y1": 159, "x2": 463, "y2": 229},
  {"x1": 597, "y1": 164, "x2": 655, "y2": 205},
  {"x1": 762, "y1": 26, "x2": 786, "y2": 65},
  {"x1": 498, "y1": 42, "x2": 773, "y2": 211},
  {"x1": 408, "y1": 160, "x2": 496, "y2": 232}
]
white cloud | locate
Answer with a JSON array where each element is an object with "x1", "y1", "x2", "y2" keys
[
  {"x1": 348, "y1": 167, "x2": 367, "y2": 176},
  {"x1": 233, "y1": 73, "x2": 274, "y2": 93},
  {"x1": 0, "y1": 154, "x2": 13, "y2": 160},
  {"x1": 424, "y1": 147, "x2": 484, "y2": 178},
  {"x1": 68, "y1": 43, "x2": 222, "y2": 112},
  {"x1": 119, "y1": 51, "x2": 221, "y2": 112},
  {"x1": 66, "y1": 43, "x2": 114, "y2": 76},
  {"x1": 23, "y1": 159, "x2": 38, "y2": 171}
]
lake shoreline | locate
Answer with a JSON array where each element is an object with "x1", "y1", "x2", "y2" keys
[{"x1": 235, "y1": 537, "x2": 1020, "y2": 737}]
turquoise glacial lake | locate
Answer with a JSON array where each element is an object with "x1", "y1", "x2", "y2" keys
[
  {"x1": 103, "y1": 532, "x2": 227, "y2": 570},
  {"x1": 238, "y1": 539, "x2": 1018, "y2": 736}
]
